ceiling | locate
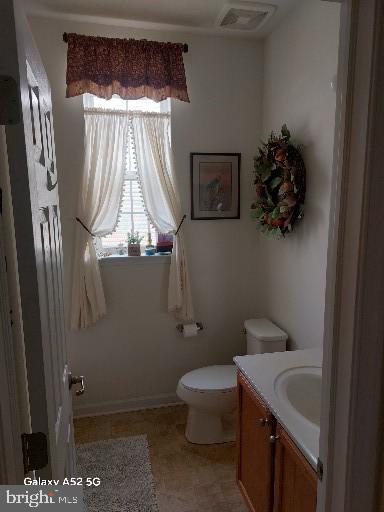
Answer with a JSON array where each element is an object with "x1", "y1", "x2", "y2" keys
[{"x1": 24, "y1": 0, "x2": 301, "y2": 38}]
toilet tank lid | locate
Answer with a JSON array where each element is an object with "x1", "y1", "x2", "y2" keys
[{"x1": 244, "y1": 318, "x2": 288, "y2": 341}]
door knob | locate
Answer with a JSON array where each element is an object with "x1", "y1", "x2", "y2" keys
[
  {"x1": 69, "y1": 373, "x2": 85, "y2": 396},
  {"x1": 269, "y1": 435, "x2": 280, "y2": 444}
]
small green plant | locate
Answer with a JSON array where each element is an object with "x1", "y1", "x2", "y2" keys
[{"x1": 127, "y1": 231, "x2": 144, "y2": 245}]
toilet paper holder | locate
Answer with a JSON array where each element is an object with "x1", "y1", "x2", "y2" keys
[{"x1": 176, "y1": 322, "x2": 203, "y2": 334}]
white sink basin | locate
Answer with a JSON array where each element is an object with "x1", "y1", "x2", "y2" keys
[{"x1": 274, "y1": 366, "x2": 322, "y2": 428}]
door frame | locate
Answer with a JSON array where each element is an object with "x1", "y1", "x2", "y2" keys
[
  {"x1": 0, "y1": 126, "x2": 25, "y2": 484},
  {"x1": 318, "y1": 0, "x2": 384, "y2": 511}
]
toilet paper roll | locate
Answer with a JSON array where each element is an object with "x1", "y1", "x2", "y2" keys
[{"x1": 183, "y1": 323, "x2": 198, "y2": 337}]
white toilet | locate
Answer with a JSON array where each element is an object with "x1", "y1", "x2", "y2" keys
[{"x1": 176, "y1": 318, "x2": 288, "y2": 444}]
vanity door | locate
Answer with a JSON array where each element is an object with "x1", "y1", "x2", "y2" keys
[
  {"x1": 273, "y1": 424, "x2": 317, "y2": 512},
  {"x1": 237, "y1": 372, "x2": 275, "y2": 512}
]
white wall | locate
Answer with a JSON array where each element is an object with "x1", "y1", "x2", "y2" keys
[
  {"x1": 260, "y1": 0, "x2": 340, "y2": 349},
  {"x1": 28, "y1": 16, "x2": 264, "y2": 416},
  {"x1": 28, "y1": 0, "x2": 340, "y2": 414}
]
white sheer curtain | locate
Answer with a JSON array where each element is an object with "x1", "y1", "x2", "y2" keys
[
  {"x1": 131, "y1": 113, "x2": 194, "y2": 322},
  {"x1": 71, "y1": 111, "x2": 130, "y2": 329}
]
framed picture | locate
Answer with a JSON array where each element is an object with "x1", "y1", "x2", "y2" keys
[{"x1": 190, "y1": 153, "x2": 241, "y2": 220}]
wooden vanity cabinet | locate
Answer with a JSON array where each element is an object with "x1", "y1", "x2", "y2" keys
[
  {"x1": 237, "y1": 372, "x2": 275, "y2": 512},
  {"x1": 237, "y1": 372, "x2": 317, "y2": 512},
  {"x1": 273, "y1": 425, "x2": 317, "y2": 512}
]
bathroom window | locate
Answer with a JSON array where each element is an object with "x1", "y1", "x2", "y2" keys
[{"x1": 83, "y1": 94, "x2": 171, "y2": 257}]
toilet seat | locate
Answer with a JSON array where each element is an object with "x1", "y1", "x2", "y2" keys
[
  {"x1": 179, "y1": 365, "x2": 237, "y2": 394},
  {"x1": 176, "y1": 365, "x2": 237, "y2": 411},
  {"x1": 177, "y1": 364, "x2": 238, "y2": 444}
]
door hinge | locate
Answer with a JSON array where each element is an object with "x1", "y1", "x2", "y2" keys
[
  {"x1": 21, "y1": 432, "x2": 48, "y2": 474},
  {"x1": 317, "y1": 458, "x2": 324, "y2": 481}
]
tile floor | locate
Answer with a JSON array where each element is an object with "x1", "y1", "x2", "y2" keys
[{"x1": 74, "y1": 405, "x2": 247, "y2": 512}]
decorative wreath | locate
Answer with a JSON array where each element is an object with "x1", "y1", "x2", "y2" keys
[{"x1": 251, "y1": 124, "x2": 306, "y2": 238}]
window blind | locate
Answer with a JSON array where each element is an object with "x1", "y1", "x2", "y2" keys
[{"x1": 102, "y1": 170, "x2": 157, "y2": 249}]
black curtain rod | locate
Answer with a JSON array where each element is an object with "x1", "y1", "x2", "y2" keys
[{"x1": 62, "y1": 33, "x2": 188, "y2": 52}]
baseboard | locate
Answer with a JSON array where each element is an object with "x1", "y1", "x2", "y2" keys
[{"x1": 73, "y1": 392, "x2": 182, "y2": 418}]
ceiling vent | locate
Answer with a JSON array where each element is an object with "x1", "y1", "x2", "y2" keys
[{"x1": 216, "y1": 2, "x2": 276, "y2": 32}]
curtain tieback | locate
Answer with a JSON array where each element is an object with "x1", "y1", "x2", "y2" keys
[
  {"x1": 76, "y1": 217, "x2": 95, "y2": 237},
  {"x1": 175, "y1": 214, "x2": 186, "y2": 236}
]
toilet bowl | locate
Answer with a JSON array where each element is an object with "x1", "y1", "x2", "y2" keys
[
  {"x1": 176, "y1": 365, "x2": 237, "y2": 444},
  {"x1": 177, "y1": 318, "x2": 288, "y2": 445}
]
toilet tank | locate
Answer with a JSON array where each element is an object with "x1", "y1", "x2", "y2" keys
[{"x1": 244, "y1": 318, "x2": 288, "y2": 354}]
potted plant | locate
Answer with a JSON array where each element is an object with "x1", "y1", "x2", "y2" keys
[{"x1": 127, "y1": 231, "x2": 143, "y2": 256}]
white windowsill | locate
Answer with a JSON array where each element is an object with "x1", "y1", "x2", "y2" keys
[{"x1": 99, "y1": 254, "x2": 171, "y2": 267}]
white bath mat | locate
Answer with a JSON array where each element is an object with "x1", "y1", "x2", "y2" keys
[{"x1": 76, "y1": 435, "x2": 159, "y2": 512}]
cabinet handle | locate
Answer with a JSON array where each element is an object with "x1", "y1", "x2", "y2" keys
[
  {"x1": 259, "y1": 418, "x2": 270, "y2": 427},
  {"x1": 269, "y1": 435, "x2": 280, "y2": 444}
]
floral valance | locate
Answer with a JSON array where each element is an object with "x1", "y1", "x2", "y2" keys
[{"x1": 63, "y1": 33, "x2": 190, "y2": 103}]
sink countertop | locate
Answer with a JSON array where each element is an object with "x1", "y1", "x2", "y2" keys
[{"x1": 234, "y1": 348, "x2": 322, "y2": 470}]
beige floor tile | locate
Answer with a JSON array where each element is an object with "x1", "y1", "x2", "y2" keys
[{"x1": 75, "y1": 405, "x2": 246, "y2": 512}]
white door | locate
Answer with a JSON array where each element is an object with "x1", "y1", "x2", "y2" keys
[{"x1": 0, "y1": 0, "x2": 79, "y2": 479}]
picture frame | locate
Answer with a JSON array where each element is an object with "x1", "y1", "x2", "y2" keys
[{"x1": 190, "y1": 152, "x2": 241, "y2": 220}]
